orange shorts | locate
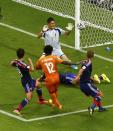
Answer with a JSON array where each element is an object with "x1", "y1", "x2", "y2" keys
[{"x1": 45, "y1": 74, "x2": 60, "y2": 94}]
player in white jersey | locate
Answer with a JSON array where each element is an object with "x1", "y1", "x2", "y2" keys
[{"x1": 38, "y1": 17, "x2": 74, "y2": 62}]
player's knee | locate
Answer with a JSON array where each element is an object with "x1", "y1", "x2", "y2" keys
[
  {"x1": 95, "y1": 96, "x2": 101, "y2": 102},
  {"x1": 26, "y1": 92, "x2": 33, "y2": 101},
  {"x1": 35, "y1": 80, "x2": 41, "y2": 88}
]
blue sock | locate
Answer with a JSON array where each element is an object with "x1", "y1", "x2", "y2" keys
[
  {"x1": 17, "y1": 98, "x2": 29, "y2": 111},
  {"x1": 36, "y1": 88, "x2": 43, "y2": 100},
  {"x1": 91, "y1": 104, "x2": 96, "y2": 109}
]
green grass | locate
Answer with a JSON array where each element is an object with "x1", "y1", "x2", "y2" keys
[{"x1": 0, "y1": 0, "x2": 113, "y2": 131}]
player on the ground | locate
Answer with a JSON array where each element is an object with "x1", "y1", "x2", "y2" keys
[
  {"x1": 37, "y1": 17, "x2": 74, "y2": 62},
  {"x1": 72, "y1": 50, "x2": 106, "y2": 116},
  {"x1": 11, "y1": 48, "x2": 48, "y2": 115},
  {"x1": 60, "y1": 73, "x2": 110, "y2": 85},
  {"x1": 36, "y1": 45, "x2": 77, "y2": 110}
]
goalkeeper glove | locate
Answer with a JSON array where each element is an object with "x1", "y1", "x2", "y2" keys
[
  {"x1": 66, "y1": 23, "x2": 74, "y2": 31},
  {"x1": 42, "y1": 25, "x2": 48, "y2": 32}
]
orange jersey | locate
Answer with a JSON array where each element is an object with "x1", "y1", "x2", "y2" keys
[{"x1": 36, "y1": 55, "x2": 63, "y2": 78}]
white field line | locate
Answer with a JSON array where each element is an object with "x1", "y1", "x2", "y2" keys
[
  {"x1": 0, "y1": 22, "x2": 113, "y2": 63},
  {"x1": 0, "y1": 110, "x2": 27, "y2": 122},
  {"x1": 0, "y1": 104, "x2": 113, "y2": 122}
]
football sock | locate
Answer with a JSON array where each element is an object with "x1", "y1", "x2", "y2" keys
[
  {"x1": 91, "y1": 104, "x2": 96, "y2": 109},
  {"x1": 17, "y1": 98, "x2": 29, "y2": 111},
  {"x1": 36, "y1": 88, "x2": 44, "y2": 101}
]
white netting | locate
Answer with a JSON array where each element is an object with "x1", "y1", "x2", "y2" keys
[{"x1": 12, "y1": 0, "x2": 113, "y2": 48}]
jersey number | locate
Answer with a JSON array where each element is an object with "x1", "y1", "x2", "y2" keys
[{"x1": 45, "y1": 62, "x2": 55, "y2": 74}]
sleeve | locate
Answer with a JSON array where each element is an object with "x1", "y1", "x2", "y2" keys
[
  {"x1": 82, "y1": 61, "x2": 91, "y2": 70},
  {"x1": 57, "y1": 27, "x2": 65, "y2": 35},
  {"x1": 36, "y1": 60, "x2": 42, "y2": 69},
  {"x1": 55, "y1": 56, "x2": 64, "y2": 64},
  {"x1": 11, "y1": 61, "x2": 16, "y2": 67}
]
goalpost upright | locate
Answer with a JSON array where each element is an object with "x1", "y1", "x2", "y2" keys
[{"x1": 75, "y1": 0, "x2": 80, "y2": 50}]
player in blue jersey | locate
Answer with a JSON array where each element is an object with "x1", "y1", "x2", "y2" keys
[
  {"x1": 60, "y1": 73, "x2": 110, "y2": 85},
  {"x1": 72, "y1": 50, "x2": 106, "y2": 116},
  {"x1": 11, "y1": 48, "x2": 48, "y2": 115},
  {"x1": 39, "y1": 72, "x2": 110, "y2": 86}
]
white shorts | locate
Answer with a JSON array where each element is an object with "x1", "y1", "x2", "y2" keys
[{"x1": 52, "y1": 49, "x2": 64, "y2": 57}]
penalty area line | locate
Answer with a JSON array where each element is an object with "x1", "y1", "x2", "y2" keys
[
  {"x1": 0, "y1": 22, "x2": 113, "y2": 63},
  {"x1": 0, "y1": 104, "x2": 113, "y2": 122}
]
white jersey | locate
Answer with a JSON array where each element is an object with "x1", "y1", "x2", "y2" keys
[{"x1": 43, "y1": 27, "x2": 65, "y2": 50}]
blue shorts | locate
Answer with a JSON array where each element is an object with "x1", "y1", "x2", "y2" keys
[
  {"x1": 21, "y1": 79, "x2": 36, "y2": 93},
  {"x1": 80, "y1": 83, "x2": 99, "y2": 97}
]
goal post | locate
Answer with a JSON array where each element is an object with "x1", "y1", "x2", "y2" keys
[{"x1": 12, "y1": 0, "x2": 113, "y2": 49}]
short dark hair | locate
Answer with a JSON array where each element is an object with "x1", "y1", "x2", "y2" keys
[
  {"x1": 44, "y1": 45, "x2": 53, "y2": 55},
  {"x1": 87, "y1": 50, "x2": 94, "y2": 58},
  {"x1": 47, "y1": 17, "x2": 54, "y2": 23},
  {"x1": 16, "y1": 48, "x2": 25, "y2": 58}
]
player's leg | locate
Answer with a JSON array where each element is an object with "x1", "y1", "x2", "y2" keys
[
  {"x1": 46, "y1": 82, "x2": 62, "y2": 109},
  {"x1": 88, "y1": 84, "x2": 106, "y2": 112},
  {"x1": 13, "y1": 91, "x2": 32, "y2": 115},
  {"x1": 93, "y1": 74, "x2": 110, "y2": 83},
  {"x1": 99, "y1": 74, "x2": 110, "y2": 83},
  {"x1": 35, "y1": 79, "x2": 48, "y2": 104}
]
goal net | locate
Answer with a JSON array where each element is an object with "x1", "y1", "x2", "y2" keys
[{"x1": 12, "y1": 0, "x2": 113, "y2": 49}]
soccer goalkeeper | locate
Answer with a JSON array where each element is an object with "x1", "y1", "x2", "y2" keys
[{"x1": 37, "y1": 17, "x2": 75, "y2": 67}]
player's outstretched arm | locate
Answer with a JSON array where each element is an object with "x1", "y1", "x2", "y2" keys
[
  {"x1": 62, "y1": 61, "x2": 77, "y2": 66},
  {"x1": 37, "y1": 25, "x2": 48, "y2": 38},
  {"x1": 28, "y1": 58, "x2": 34, "y2": 71},
  {"x1": 71, "y1": 68, "x2": 84, "y2": 84}
]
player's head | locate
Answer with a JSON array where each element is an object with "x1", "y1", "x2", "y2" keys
[
  {"x1": 16, "y1": 48, "x2": 25, "y2": 59},
  {"x1": 44, "y1": 45, "x2": 53, "y2": 55},
  {"x1": 47, "y1": 17, "x2": 56, "y2": 29},
  {"x1": 87, "y1": 50, "x2": 94, "y2": 59}
]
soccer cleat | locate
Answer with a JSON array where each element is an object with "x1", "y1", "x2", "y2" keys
[
  {"x1": 98, "y1": 107, "x2": 107, "y2": 112},
  {"x1": 101, "y1": 74, "x2": 110, "y2": 83},
  {"x1": 88, "y1": 106, "x2": 94, "y2": 117},
  {"x1": 38, "y1": 99, "x2": 49, "y2": 105},
  {"x1": 13, "y1": 109, "x2": 21, "y2": 115},
  {"x1": 93, "y1": 74, "x2": 100, "y2": 84}
]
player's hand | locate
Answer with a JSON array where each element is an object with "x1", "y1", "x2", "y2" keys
[
  {"x1": 71, "y1": 76, "x2": 80, "y2": 85},
  {"x1": 42, "y1": 25, "x2": 48, "y2": 32},
  {"x1": 28, "y1": 58, "x2": 32, "y2": 62},
  {"x1": 66, "y1": 23, "x2": 74, "y2": 31}
]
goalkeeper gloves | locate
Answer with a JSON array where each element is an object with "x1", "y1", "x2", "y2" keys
[
  {"x1": 42, "y1": 25, "x2": 48, "y2": 32},
  {"x1": 66, "y1": 23, "x2": 74, "y2": 31}
]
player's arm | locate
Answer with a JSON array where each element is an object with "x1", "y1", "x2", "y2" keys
[
  {"x1": 71, "y1": 67, "x2": 85, "y2": 84},
  {"x1": 10, "y1": 59, "x2": 17, "y2": 67},
  {"x1": 28, "y1": 58, "x2": 34, "y2": 71},
  {"x1": 62, "y1": 61, "x2": 77, "y2": 66},
  {"x1": 37, "y1": 25, "x2": 48, "y2": 38},
  {"x1": 55, "y1": 56, "x2": 78, "y2": 66},
  {"x1": 36, "y1": 60, "x2": 41, "y2": 70}
]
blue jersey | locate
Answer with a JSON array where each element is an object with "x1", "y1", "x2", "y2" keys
[
  {"x1": 60, "y1": 73, "x2": 76, "y2": 85},
  {"x1": 80, "y1": 59, "x2": 92, "y2": 83},
  {"x1": 12, "y1": 60, "x2": 36, "y2": 93},
  {"x1": 12, "y1": 60, "x2": 32, "y2": 82}
]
